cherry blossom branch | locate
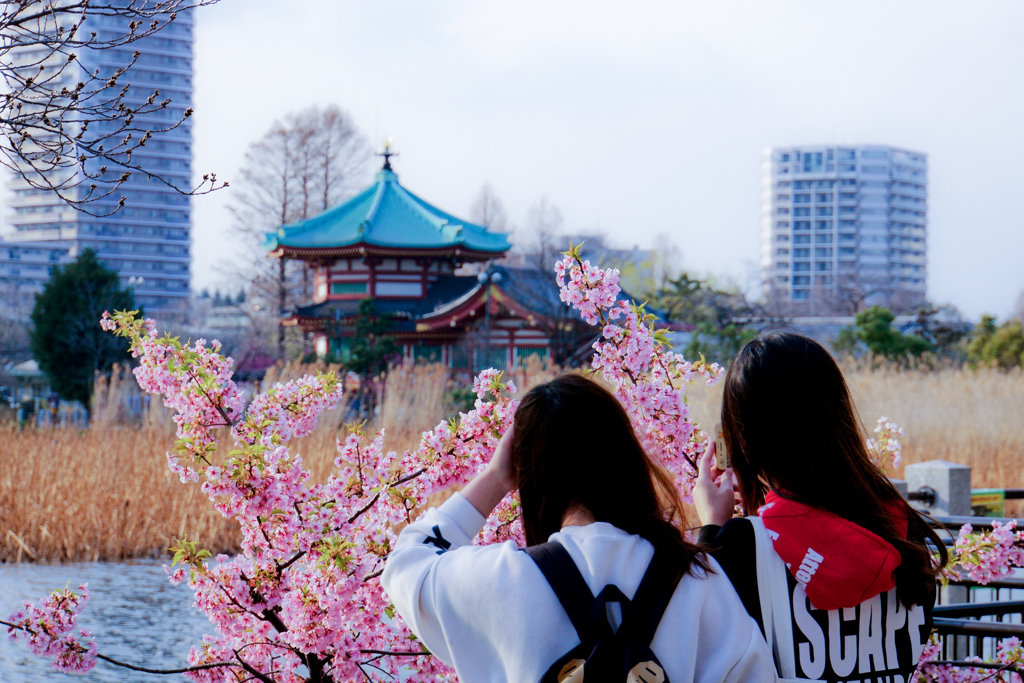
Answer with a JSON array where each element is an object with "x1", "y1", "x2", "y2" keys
[
  {"x1": 233, "y1": 651, "x2": 278, "y2": 683},
  {"x1": 185, "y1": 367, "x2": 236, "y2": 429},
  {"x1": 915, "y1": 627, "x2": 1024, "y2": 682},
  {"x1": 271, "y1": 466, "x2": 428, "y2": 578},
  {"x1": 277, "y1": 550, "x2": 306, "y2": 573},
  {"x1": 927, "y1": 661, "x2": 1024, "y2": 676},
  {"x1": 9, "y1": 259, "x2": 716, "y2": 681},
  {"x1": 362, "y1": 566, "x2": 385, "y2": 582},
  {"x1": 946, "y1": 521, "x2": 1024, "y2": 585},
  {"x1": 0, "y1": 619, "x2": 235, "y2": 676},
  {"x1": 95, "y1": 654, "x2": 236, "y2": 675},
  {"x1": 16, "y1": 252, "x2": 1023, "y2": 683},
  {"x1": 347, "y1": 468, "x2": 426, "y2": 524},
  {"x1": 555, "y1": 243, "x2": 720, "y2": 498}
]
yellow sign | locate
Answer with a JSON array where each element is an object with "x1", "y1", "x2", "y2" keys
[{"x1": 971, "y1": 489, "x2": 1005, "y2": 518}]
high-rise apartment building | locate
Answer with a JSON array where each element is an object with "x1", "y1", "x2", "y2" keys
[
  {"x1": 0, "y1": 240, "x2": 73, "y2": 318},
  {"x1": 1, "y1": 11, "x2": 194, "y2": 317},
  {"x1": 760, "y1": 145, "x2": 927, "y2": 313}
]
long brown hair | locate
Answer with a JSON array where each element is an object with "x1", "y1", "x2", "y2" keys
[
  {"x1": 721, "y1": 331, "x2": 947, "y2": 607},
  {"x1": 512, "y1": 373, "x2": 709, "y2": 579}
]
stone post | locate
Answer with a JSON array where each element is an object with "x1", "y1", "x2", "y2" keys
[{"x1": 904, "y1": 460, "x2": 972, "y2": 517}]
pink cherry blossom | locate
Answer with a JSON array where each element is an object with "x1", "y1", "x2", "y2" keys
[
  {"x1": 950, "y1": 521, "x2": 1024, "y2": 585},
  {"x1": 6, "y1": 584, "x2": 97, "y2": 674},
  {"x1": 867, "y1": 416, "x2": 904, "y2": 473},
  {"x1": 556, "y1": 244, "x2": 721, "y2": 499},
  {"x1": 11, "y1": 261, "x2": 1021, "y2": 682},
  {"x1": 915, "y1": 634, "x2": 1024, "y2": 683}
]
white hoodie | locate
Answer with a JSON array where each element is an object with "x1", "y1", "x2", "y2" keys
[{"x1": 382, "y1": 493, "x2": 776, "y2": 683}]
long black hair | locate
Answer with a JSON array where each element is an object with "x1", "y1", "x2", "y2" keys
[
  {"x1": 721, "y1": 331, "x2": 947, "y2": 607},
  {"x1": 512, "y1": 373, "x2": 709, "y2": 579}
]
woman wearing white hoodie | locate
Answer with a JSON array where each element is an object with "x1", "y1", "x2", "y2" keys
[{"x1": 382, "y1": 373, "x2": 775, "y2": 683}]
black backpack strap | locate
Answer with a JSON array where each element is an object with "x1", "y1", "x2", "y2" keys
[
  {"x1": 623, "y1": 550, "x2": 682, "y2": 645},
  {"x1": 524, "y1": 541, "x2": 594, "y2": 642}
]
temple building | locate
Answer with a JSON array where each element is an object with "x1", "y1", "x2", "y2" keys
[{"x1": 265, "y1": 150, "x2": 597, "y2": 371}]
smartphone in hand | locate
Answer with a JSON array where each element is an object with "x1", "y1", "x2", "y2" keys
[{"x1": 713, "y1": 423, "x2": 730, "y2": 471}]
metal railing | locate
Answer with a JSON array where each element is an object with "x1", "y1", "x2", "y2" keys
[
  {"x1": 900, "y1": 465, "x2": 1024, "y2": 665},
  {"x1": 924, "y1": 512, "x2": 1024, "y2": 661},
  {"x1": 934, "y1": 601, "x2": 1024, "y2": 636},
  {"x1": 904, "y1": 488, "x2": 1024, "y2": 508},
  {"x1": 932, "y1": 588, "x2": 1024, "y2": 661},
  {"x1": 932, "y1": 514, "x2": 1024, "y2": 531}
]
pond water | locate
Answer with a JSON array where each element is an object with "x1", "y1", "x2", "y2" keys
[{"x1": 0, "y1": 560, "x2": 208, "y2": 682}]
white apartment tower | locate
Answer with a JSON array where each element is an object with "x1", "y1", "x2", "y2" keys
[
  {"x1": 760, "y1": 145, "x2": 927, "y2": 312},
  {"x1": 2, "y1": 11, "x2": 194, "y2": 317}
]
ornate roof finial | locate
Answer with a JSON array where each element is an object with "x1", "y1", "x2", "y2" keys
[{"x1": 378, "y1": 138, "x2": 398, "y2": 171}]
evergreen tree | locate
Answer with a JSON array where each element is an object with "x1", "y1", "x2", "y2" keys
[
  {"x1": 347, "y1": 299, "x2": 398, "y2": 377},
  {"x1": 832, "y1": 306, "x2": 932, "y2": 361},
  {"x1": 967, "y1": 315, "x2": 1024, "y2": 369},
  {"x1": 30, "y1": 249, "x2": 136, "y2": 408}
]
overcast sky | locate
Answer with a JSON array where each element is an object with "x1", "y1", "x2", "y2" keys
[{"x1": 191, "y1": 0, "x2": 1024, "y2": 319}]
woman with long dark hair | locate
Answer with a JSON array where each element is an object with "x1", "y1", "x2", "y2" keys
[
  {"x1": 383, "y1": 373, "x2": 774, "y2": 683},
  {"x1": 694, "y1": 332, "x2": 947, "y2": 683}
]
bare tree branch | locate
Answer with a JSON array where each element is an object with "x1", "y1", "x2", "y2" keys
[
  {"x1": 469, "y1": 183, "x2": 510, "y2": 233},
  {"x1": 522, "y1": 196, "x2": 563, "y2": 272},
  {"x1": 0, "y1": 0, "x2": 225, "y2": 215}
]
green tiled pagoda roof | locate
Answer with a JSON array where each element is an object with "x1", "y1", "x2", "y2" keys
[{"x1": 265, "y1": 169, "x2": 510, "y2": 258}]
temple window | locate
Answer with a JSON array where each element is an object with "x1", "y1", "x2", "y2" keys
[
  {"x1": 412, "y1": 345, "x2": 443, "y2": 364},
  {"x1": 375, "y1": 281, "x2": 422, "y2": 297},
  {"x1": 331, "y1": 281, "x2": 368, "y2": 295}
]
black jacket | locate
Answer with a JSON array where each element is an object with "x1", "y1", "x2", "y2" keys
[{"x1": 700, "y1": 519, "x2": 933, "y2": 683}]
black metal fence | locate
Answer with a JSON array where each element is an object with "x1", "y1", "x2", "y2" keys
[{"x1": 928, "y1": 515, "x2": 1024, "y2": 663}]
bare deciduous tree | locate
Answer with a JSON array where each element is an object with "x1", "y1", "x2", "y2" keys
[
  {"x1": 523, "y1": 196, "x2": 563, "y2": 272},
  {"x1": 759, "y1": 279, "x2": 797, "y2": 320},
  {"x1": 820, "y1": 268, "x2": 920, "y2": 316},
  {"x1": 829, "y1": 270, "x2": 890, "y2": 315},
  {"x1": 469, "y1": 183, "x2": 510, "y2": 233},
  {"x1": 0, "y1": 1, "x2": 224, "y2": 214},
  {"x1": 0, "y1": 308, "x2": 30, "y2": 367},
  {"x1": 288, "y1": 106, "x2": 369, "y2": 225},
  {"x1": 595, "y1": 232, "x2": 684, "y2": 302},
  {"x1": 230, "y1": 104, "x2": 370, "y2": 357},
  {"x1": 1013, "y1": 290, "x2": 1024, "y2": 324}
]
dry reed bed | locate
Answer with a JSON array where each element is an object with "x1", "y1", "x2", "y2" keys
[
  {"x1": 685, "y1": 365, "x2": 1024, "y2": 516},
  {"x1": 0, "y1": 426, "x2": 239, "y2": 563},
  {"x1": 0, "y1": 360, "x2": 560, "y2": 563},
  {"x1": 2, "y1": 362, "x2": 1021, "y2": 562}
]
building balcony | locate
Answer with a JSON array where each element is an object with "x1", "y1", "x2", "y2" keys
[
  {"x1": 891, "y1": 221, "x2": 927, "y2": 233},
  {"x1": 892, "y1": 169, "x2": 927, "y2": 183},
  {"x1": 891, "y1": 186, "x2": 927, "y2": 199},
  {"x1": 3, "y1": 225, "x2": 78, "y2": 241},
  {"x1": 890, "y1": 194, "x2": 926, "y2": 205}
]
